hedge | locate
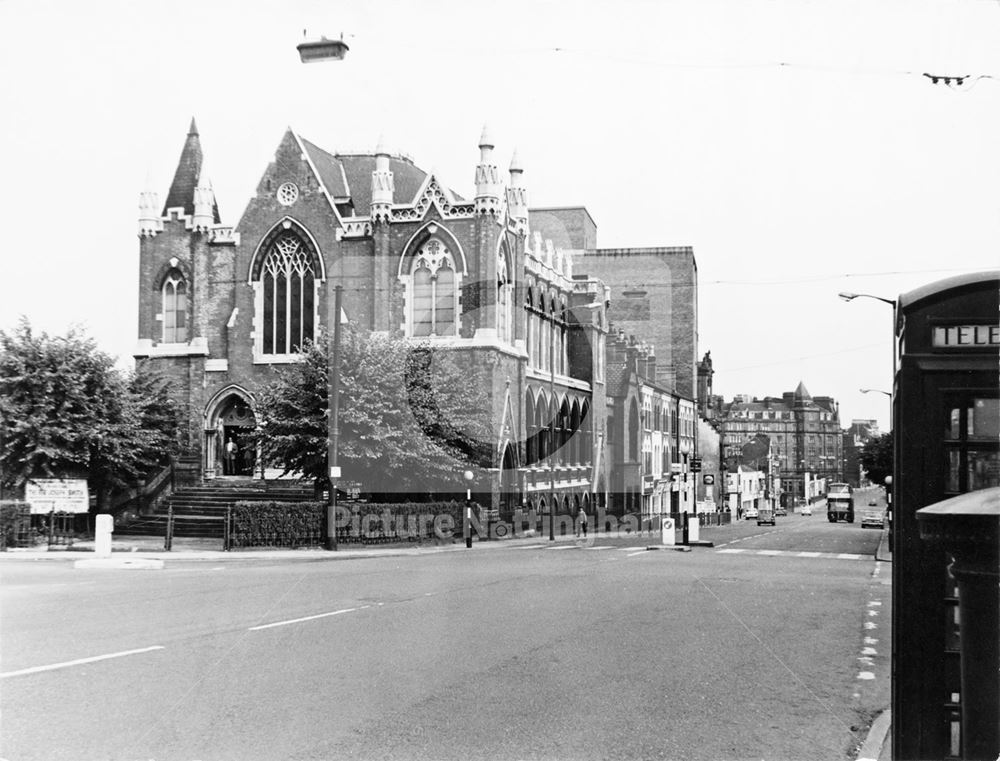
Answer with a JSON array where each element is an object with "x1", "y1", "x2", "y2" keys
[{"x1": 227, "y1": 500, "x2": 468, "y2": 548}]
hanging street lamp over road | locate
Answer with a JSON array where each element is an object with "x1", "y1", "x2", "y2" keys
[
  {"x1": 298, "y1": 33, "x2": 349, "y2": 63},
  {"x1": 837, "y1": 291, "x2": 896, "y2": 307},
  {"x1": 860, "y1": 388, "x2": 892, "y2": 398}
]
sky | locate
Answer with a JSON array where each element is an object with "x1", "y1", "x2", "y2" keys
[{"x1": 0, "y1": 0, "x2": 997, "y2": 432}]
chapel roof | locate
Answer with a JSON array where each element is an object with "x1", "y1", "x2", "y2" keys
[{"x1": 299, "y1": 136, "x2": 459, "y2": 217}]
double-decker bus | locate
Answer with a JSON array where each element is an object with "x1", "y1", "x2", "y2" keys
[{"x1": 825, "y1": 482, "x2": 854, "y2": 523}]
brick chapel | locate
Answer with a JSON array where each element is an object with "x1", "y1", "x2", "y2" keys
[{"x1": 135, "y1": 119, "x2": 699, "y2": 517}]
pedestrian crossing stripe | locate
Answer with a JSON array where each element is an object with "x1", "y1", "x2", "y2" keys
[{"x1": 717, "y1": 548, "x2": 867, "y2": 561}]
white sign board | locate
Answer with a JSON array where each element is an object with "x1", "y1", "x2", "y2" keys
[{"x1": 25, "y1": 478, "x2": 89, "y2": 515}]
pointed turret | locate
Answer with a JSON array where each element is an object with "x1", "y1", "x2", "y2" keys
[
  {"x1": 192, "y1": 163, "x2": 216, "y2": 231},
  {"x1": 793, "y1": 381, "x2": 812, "y2": 406},
  {"x1": 163, "y1": 118, "x2": 204, "y2": 217},
  {"x1": 506, "y1": 148, "x2": 529, "y2": 234},
  {"x1": 474, "y1": 123, "x2": 501, "y2": 215},
  {"x1": 137, "y1": 188, "x2": 162, "y2": 237},
  {"x1": 370, "y1": 134, "x2": 395, "y2": 224}
]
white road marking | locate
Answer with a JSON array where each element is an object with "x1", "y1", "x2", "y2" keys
[
  {"x1": 862, "y1": 647, "x2": 878, "y2": 655},
  {"x1": 0, "y1": 646, "x2": 165, "y2": 678},
  {"x1": 857, "y1": 671, "x2": 876, "y2": 680},
  {"x1": 864, "y1": 622, "x2": 877, "y2": 630},
  {"x1": 249, "y1": 607, "x2": 358, "y2": 631},
  {"x1": 583, "y1": 546, "x2": 613, "y2": 550},
  {"x1": 626, "y1": 550, "x2": 649, "y2": 557},
  {"x1": 716, "y1": 548, "x2": 870, "y2": 561},
  {"x1": 546, "y1": 546, "x2": 575, "y2": 550},
  {"x1": 868, "y1": 600, "x2": 882, "y2": 606}
]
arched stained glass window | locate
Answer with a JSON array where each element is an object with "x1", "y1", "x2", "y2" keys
[
  {"x1": 411, "y1": 240, "x2": 457, "y2": 337},
  {"x1": 162, "y1": 268, "x2": 188, "y2": 343},
  {"x1": 259, "y1": 233, "x2": 315, "y2": 354}
]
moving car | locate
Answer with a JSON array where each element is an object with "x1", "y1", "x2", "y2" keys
[
  {"x1": 774, "y1": 505, "x2": 787, "y2": 517},
  {"x1": 861, "y1": 506, "x2": 886, "y2": 529},
  {"x1": 756, "y1": 507, "x2": 776, "y2": 526},
  {"x1": 799, "y1": 501, "x2": 813, "y2": 516},
  {"x1": 744, "y1": 506, "x2": 758, "y2": 520}
]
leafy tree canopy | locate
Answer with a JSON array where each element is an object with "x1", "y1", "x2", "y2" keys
[
  {"x1": 860, "y1": 432, "x2": 893, "y2": 486},
  {"x1": 253, "y1": 327, "x2": 493, "y2": 498},
  {"x1": 0, "y1": 319, "x2": 183, "y2": 508}
]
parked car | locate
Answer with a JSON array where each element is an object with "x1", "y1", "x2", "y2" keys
[
  {"x1": 799, "y1": 502, "x2": 813, "y2": 516},
  {"x1": 744, "y1": 506, "x2": 758, "y2": 520},
  {"x1": 861, "y1": 507, "x2": 886, "y2": 529},
  {"x1": 756, "y1": 507, "x2": 776, "y2": 526}
]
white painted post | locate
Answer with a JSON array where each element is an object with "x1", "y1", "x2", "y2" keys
[
  {"x1": 94, "y1": 514, "x2": 113, "y2": 558},
  {"x1": 661, "y1": 516, "x2": 675, "y2": 546},
  {"x1": 688, "y1": 511, "x2": 700, "y2": 542}
]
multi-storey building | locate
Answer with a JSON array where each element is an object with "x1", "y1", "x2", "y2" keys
[
  {"x1": 529, "y1": 208, "x2": 699, "y2": 400},
  {"x1": 604, "y1": 332, "x2": 695, "y2": 517},
  {"x1": 712, "y1": 382, "x2": 843, "y2": 503}
]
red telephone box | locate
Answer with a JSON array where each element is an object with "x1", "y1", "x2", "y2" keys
[{"x1": 892, "y1": 270, "x2": 999, "y2": 760}]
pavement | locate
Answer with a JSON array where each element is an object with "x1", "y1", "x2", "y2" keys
[{"x1": 0, "y1": 529, "x2": 675, "y2": 564}]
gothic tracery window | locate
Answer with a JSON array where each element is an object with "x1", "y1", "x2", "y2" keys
[
  {"x1": 162, "y1": 268, "x2": 188, "y2": 343},
  {"x1": 497, "y1": 250, "x2": 513, "y2": 344},
  {"x1": 411, "y1": 240, "x2": 457, "y2": 337},
  {"x1": 259, "y1": 232, "x2": 316, "y2": 355}
]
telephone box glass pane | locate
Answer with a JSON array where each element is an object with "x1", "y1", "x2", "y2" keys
[
  {"x1": 948, "y1": 407, "x2": 961, "y2": 439},
  {"x1": 969, "y1": 398, "x2": 999, "y2": 440},
  {"x1": 946, "y1": 449, "x2": 961, "y2": 492},
  {"x1": 968, "y1": 450, "x2": 1000, "y2": 490}
]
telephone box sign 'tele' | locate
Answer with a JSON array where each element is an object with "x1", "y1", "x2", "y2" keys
[{"x1": 892, "y1": 270, "x2": 1000, "y2": 761}]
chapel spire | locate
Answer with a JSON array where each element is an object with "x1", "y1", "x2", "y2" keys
[{"x1": 162, "y1": 117, "x2": 205, "y2": 217}]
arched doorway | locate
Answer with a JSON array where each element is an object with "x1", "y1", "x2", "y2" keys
[
  {"x1": 499, "y1": 443, "x2": 519, "y2": 521},
  {"x1": 204, "y1": 388, "x2": 257, "y2": 478}
]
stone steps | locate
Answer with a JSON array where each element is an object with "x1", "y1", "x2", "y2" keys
[{"x1": 115, "y1": 480, "x2": 317, "y2": 539}]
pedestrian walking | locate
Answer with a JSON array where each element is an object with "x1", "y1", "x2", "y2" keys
[
  {"x1": 225, "y1": 438, "x2": 238, "y2": 475},
  {"x1": 577, "y1": 507, "x2": 588, "y2": 538}
]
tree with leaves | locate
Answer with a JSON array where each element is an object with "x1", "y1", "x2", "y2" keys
[
  {"x1": 253, "y1": 327, "x2": 493, "y2": 499},
  {"x1": 0, "y1": 320, "x2": 183, "y2": 511},
  {"x1": 860, "y1": 432, "x2": 893, "y2": 486}
]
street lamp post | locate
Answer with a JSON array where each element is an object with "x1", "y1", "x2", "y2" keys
[
  {"x1": 838, "y1": 291, "x2": 898, "y2": 399},
  {"x1": 326, "y1": 284, "x2": 343, "y2": 551},
  {"x1": 300, "y1": 34, "x2": 347, "y2": 552},
  {"x1": 463, "y1": 469, "x2": 474, "y2": 548}
]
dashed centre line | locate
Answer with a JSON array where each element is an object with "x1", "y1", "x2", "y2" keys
[
  {"x1": 0, "y1": 646, "x2": 165, "y2": 679},
  {"x1": 249, "y1": 606, "x2": 367, "y2": 631}
]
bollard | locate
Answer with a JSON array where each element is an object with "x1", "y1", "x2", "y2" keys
[
  {"x1": 94, "y1": 514, "x2": 113, "y2": 558},
  {"x1": 661, "y1": 516, "x2": 675, "y2": 546},
  {"x1": 688, "y1": 512, "x2": 700, "y2": 543}
]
